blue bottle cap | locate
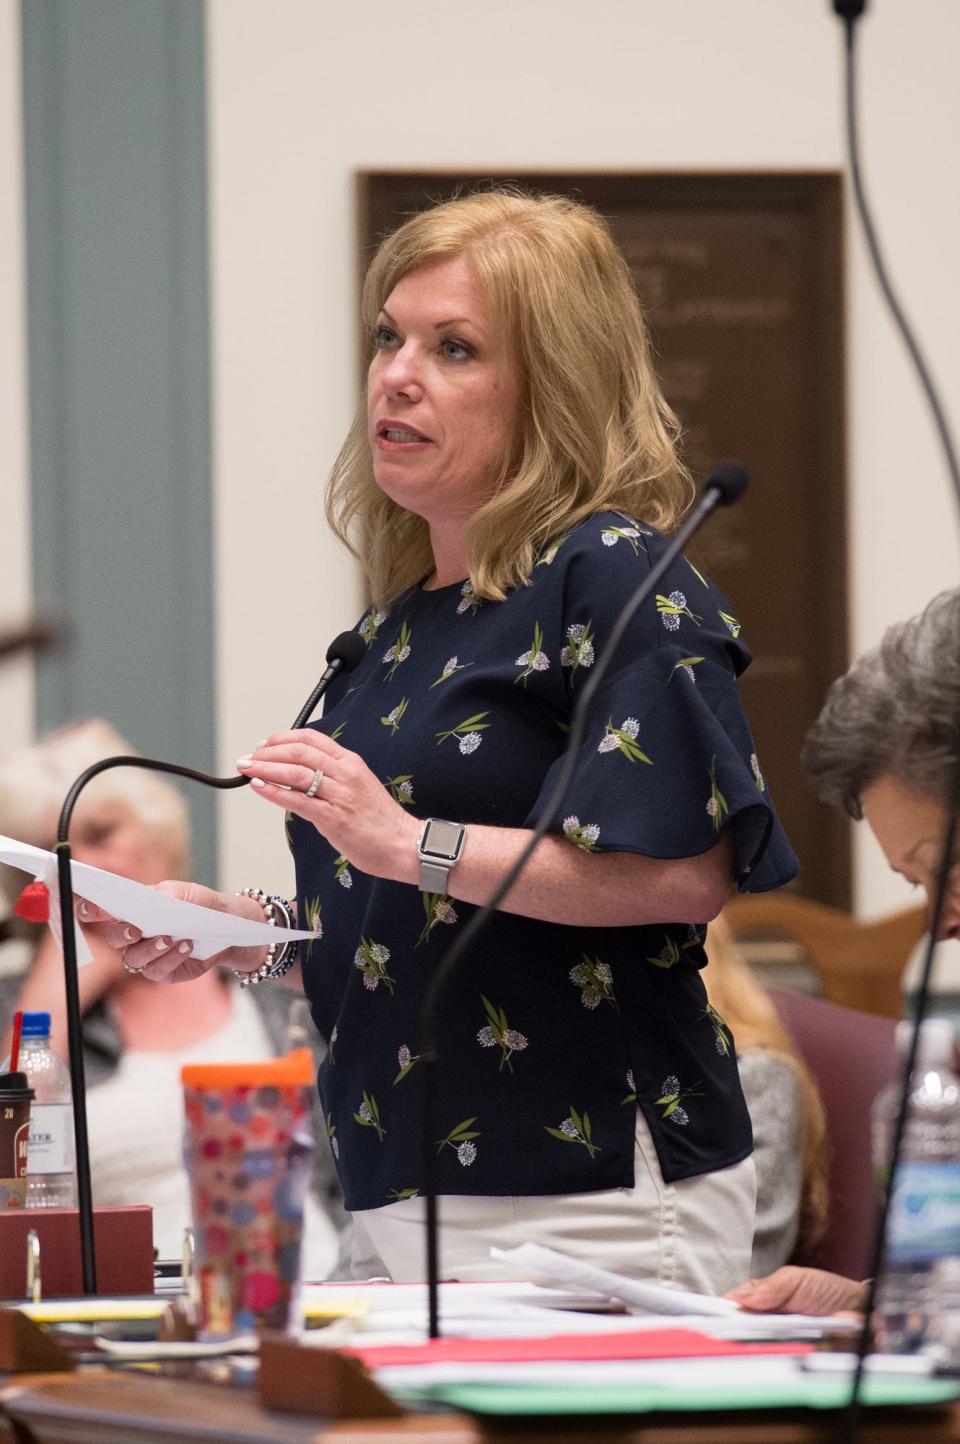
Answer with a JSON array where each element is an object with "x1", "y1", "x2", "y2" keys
[{"x1": 20, "y1": 1011, "x2": 52, "y2": 1037}]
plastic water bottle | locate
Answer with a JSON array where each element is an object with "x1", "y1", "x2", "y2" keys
[
  {"x1": 871, "y1": 1018, "x2": 960, "y2": 1352},
  {"x1": 19, "y1": 1012, "x2": 78, "y2": 1208}
]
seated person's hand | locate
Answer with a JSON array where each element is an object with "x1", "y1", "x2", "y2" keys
[
  {"x1": 725, "y1": 1266, "x2": 867, "y2": 1316},
  {"x1": 75, "y1": 881, "x2": 270, "y2": 985}
]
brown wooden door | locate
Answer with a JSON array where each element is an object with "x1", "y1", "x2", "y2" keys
[{"x1": 360, "y1": 173, "x2": 849, "y2": 907}]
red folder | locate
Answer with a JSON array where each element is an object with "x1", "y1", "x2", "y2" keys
[{"x1": 349, "y1": 1329, "x2": 813, "y2": 1368}]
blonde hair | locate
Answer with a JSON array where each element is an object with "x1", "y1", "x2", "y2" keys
[
  {"x1": 705, "y1": 914, "x2": 828, "y2": 1257},
  {"x1": 327, "y1": 188, "x2": 693, "y2": 607},
  {"x1": 0, "y1": 719, "x2": 190, "y2": 908}
]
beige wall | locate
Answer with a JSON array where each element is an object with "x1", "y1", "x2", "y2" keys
[
  {"x1": 206, "y1": 0, "x2": 960, "y2": 913},
  {"x1": 0, "y1": 0, "x2": 33, "y2": 748},
  {"x1": 5, "y1": 2, "x2": 957, "y2": 914}
]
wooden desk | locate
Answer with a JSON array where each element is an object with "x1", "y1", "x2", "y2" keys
[{"x1": 4, "y1": 1369, "x2": 960, "y2": 1444}]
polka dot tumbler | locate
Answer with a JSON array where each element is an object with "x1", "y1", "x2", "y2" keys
[{"x1": 181, "y1": 1050, "x2": 315, "y2": 1338}]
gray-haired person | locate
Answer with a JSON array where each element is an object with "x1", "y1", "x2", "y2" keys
[{"x1": 729, "y1": 588, "x2": 960, "y2": 1315}]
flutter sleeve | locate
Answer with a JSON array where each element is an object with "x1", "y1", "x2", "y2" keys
[{"x1": 523, "y1": 517, "x2": 798, "y2": 892}]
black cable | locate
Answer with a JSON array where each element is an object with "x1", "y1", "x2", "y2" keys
[
  {"x1": 835, "y1": 9, "x2": 960, "y2": 1430},
  {"x1": 841, "y1": 15, "x2": 960, "y2": 511},
  {"x1": 52, "y1": 631, "x2": 364, "y2": 1294},
  {"x1": 417, "y1": 465, "x2": 746, "y2": 1337}
]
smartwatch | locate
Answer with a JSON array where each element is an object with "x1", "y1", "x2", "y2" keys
[{"x1": 417, "y1": 817, "x2": 466, "y2": 893}]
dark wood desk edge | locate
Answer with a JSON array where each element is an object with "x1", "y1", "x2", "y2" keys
[{"x1": 3, "y1": 1370, "x2": 960, "y2": 1444}]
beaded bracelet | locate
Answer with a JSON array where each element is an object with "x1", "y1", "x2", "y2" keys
[{"x1": 232, "y1": 887, "x2": 298, "y2": 987}]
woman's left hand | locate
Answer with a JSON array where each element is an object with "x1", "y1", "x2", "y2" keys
[{"x1": 237, "y1": 730, "x2": 419, "y2": 884}]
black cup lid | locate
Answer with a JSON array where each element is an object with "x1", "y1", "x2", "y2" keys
[{"x1": 0, "y1": 1071, "x2": 34, "y2": 1098}]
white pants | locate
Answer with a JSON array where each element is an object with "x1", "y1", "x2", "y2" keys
[{"x1": 348, "y1": 1112, "x2": 756, "y2": 1296}]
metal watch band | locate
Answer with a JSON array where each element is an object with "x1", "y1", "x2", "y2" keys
[
  {"x1": 417, "y1": 818, "x2": 466, "y2": 894},
  {"x1": 419, "y1": 859, "x2": 454, "y2": 893}
]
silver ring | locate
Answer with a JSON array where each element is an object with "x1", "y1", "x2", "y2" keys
[
  {"x1": 121, "y1": 947, "x2": 145, "y2": 976},
  {"x1": 304, "y1": 767, "x2": 325, "y2": 799}
]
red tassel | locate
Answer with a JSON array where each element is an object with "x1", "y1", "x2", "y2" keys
[{"x1": 13, "y1": 880, "x2": 50, "y2": 924}]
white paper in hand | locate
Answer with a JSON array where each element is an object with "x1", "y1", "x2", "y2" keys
[
  {"x1": 490, "y1": 1242, "x2": 739, "y2": 1316},
  {"x1": 0, "y1": 833, "x2": 321, "y2": 961}
]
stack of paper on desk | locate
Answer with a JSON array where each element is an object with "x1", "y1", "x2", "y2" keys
[{"x1": 297, "y1": 1277, "x2": 955, "y2": 1417}]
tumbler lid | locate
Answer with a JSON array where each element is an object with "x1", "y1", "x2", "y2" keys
[
  {"x1": 0, "y1": 1070, "x2": 35, "y2": 1099},
  {"x1": 181, "y1": 1047, "x2": 313, "y2": 1088}
]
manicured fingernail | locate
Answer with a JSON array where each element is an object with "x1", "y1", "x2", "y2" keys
[
  {"x1": 155, "y1": 937, "x2": 172, "y2": 952},
  {"x1": 236, "y1": 755, "x2": 253, "y2": 768},
  {"x1": 78, "y1": 901, "x2": 91, "y2": 919},
  {"x1": 123, "y1": 926, "x2": 137, "y2": 942},
  {"x1": 251, "y1": 777, "x2": 266, "y2": 789},
  {"x1": 178, "y1": 941, "x2": 192, "y2": 954},
  {"x1": 256, "y1": 738, "x2": 267, "y2": 747}
]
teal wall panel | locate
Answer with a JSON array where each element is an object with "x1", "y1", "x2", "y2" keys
[{"x1": 21, "y1": 0, "x2": 216, "y2": 884}]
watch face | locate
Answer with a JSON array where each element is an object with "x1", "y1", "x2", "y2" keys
[{"x1": 422, "y1": 818, "x2": 464, "y2": 859}]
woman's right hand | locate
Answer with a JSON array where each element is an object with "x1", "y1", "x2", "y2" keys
[{"x1": 75, "y1": 881, "x2": 270, "y2": 985}]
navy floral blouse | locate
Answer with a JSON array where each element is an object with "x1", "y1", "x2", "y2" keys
[{"x1": 289, "y1": 512, "x2": 798, "y2": 1212}]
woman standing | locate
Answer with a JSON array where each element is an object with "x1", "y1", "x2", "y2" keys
[{"x1": 87, "y1": 191, "x2": 797, "y2": 1292}]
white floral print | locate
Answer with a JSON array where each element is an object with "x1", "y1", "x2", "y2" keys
[
  {"x1": 560, "y1": 621, "x2": 596, "y2": 673},
  {"x1": 477, "y1": 996, "x2": 529, "y2": 1072},
  {"x1": 436, "y1": 1118, "x2": 481, "y2": 1163},
  {"x1": 382, "y1": 621, "x2": 412, "y2": 681},
  {"x1": 669, "y1": 655, "x2": 704, "y2": 684},
  {"x1": 353, "y1": 938, "x2": 395, "y2": 994},
  {"x1": 545, "y1": 1107, "x2": 601, "y2": 1158},
  {"x1": 393, "y1": 1043, "x2": 421, "y2": 1084},
  {"x1": 707, "y1": 754, "x2": 728, "y2": 833},
  {"x1": 600, "y1": 524, "x2": 646, "y2": 555},
  {"x1": 569, "y1": 955, "x2": 617, "y2": 1011},
  {"x1": 437, "y1": 712, "x2": 490, "y2": 748},
  {"x1": 656, "y1": 590, "x2": 703, "y2": 631},
  {"x1": 456, "y1": 580, "x2": 482, "y2": 616},
  {"x1": 358, "y1": 608, "x2": 388, "y2": 645},
  {"x1": 563, "y1": 815, "x2": 601, "y2": 851},
  {"x1": 431, "y1": 656, "x2": 471, "y2": 688},
  {"x1": 705, "y1": 1004, "x2": 732, "y2": 1057},
  {"x1": 380, "y1": 698, "x2": 409, "y2": 735},
  {"x1": 385, "y1": 774, "x2": 415, "y2": 806},
  {"x1": 750, "y1": 752, "x2": 765, "y2": 792},
  {"x1": 646, "y1": 936, "x2": 680, "y2": 969},
  {"x1": 598, "y1": 717, "x2": 652, "y2": 763},
  {"x1": 353, "y1": 1090, "x2": 386, "y2": 1141},
  {"x1": 655, "y1": 1075, "x2": 702, "y2": 1127},
  {"x1": 515, "y1": 622, "x2": 550, "y2": 685},
  {"x1": 418, "y1": 892, "x2": 459, "y2": 946}
]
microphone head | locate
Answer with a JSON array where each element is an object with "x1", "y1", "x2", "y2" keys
[
  {"x1": 326, "y1": 630, "x2": 366, "y2": 674},
  {"x1": 705, "y1": 461, "x2": 748, "y2": 507}
]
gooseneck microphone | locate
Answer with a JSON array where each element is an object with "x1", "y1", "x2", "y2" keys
[
  {"x1": 418, "y1": 462, "x2": 749, "y2": 1338},
  {"x1": 831, "y1": 3, "x2": 960, "y2": 1436},
  {"x1": 54, "y1": 629, "x2": 365, "y2": 1295}
]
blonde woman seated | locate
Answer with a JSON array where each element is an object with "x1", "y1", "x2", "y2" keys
[
  {"x1": 705, "y1": 916, "x2": 828, "y2": 1276},
  {"x1": 0, "y1": 720, "x2": 343, "y2": 1273}
]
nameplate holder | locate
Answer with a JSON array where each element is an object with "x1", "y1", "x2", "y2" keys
[
  {"x1": 0, "y1": 1308, "x2": 75, "y2": 1373},
  {"x1": 258, "y1": 1335, "x2": 404, "y2": 1418}
]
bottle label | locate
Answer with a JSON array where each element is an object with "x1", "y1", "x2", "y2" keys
[
  {"x1": 26, "y1": 1103, "x2": 75, "y2": 1176},
  {"x1": 887, "y1": 1162, "x2": 960, "y2": 1263}
]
